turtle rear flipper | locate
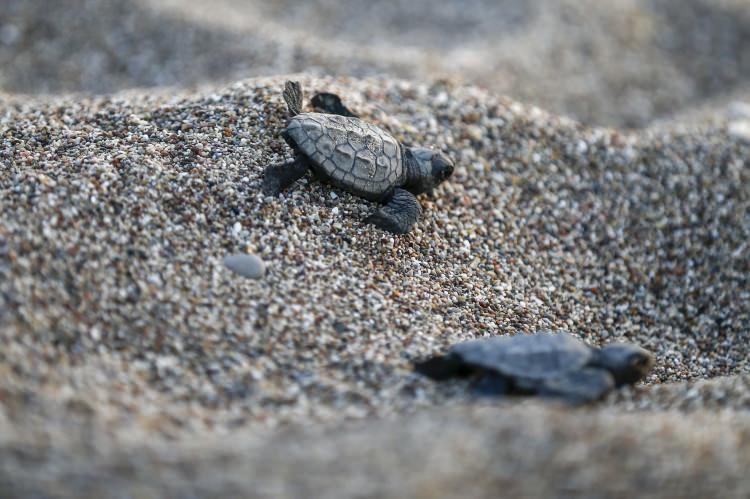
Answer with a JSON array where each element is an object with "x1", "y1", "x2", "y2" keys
[
  {"x1": 283, "y1": 81, "x2": 304, "y2": 117},
  {"x1": 263, "y1": 155, "x2": 310, "y2": 195},
  {"x1": 365, "y1": 188, "x2": 422, "y2": 233},
  {"x1": 538, "y1": 368, "x2": 615, "y2": 405}
]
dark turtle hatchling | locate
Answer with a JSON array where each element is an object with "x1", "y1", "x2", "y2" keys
[
  {"x1": 263, "y1": 81, "x2": 454, "y2": 233},
  {"x1": 414, "y1": 330, "x2": 654, "y2": 404}
]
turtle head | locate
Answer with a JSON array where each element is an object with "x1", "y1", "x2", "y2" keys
[
  {"x1": 594, "y1": 343, "x2": 655, "y2": 386},
  {"x1": 405, "y1": 147, "x2": 454, "y2": 194}
]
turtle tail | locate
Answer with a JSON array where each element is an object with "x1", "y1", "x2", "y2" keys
[{"x1": 283, "y1": 80, "x2": 303, "y2": 117}]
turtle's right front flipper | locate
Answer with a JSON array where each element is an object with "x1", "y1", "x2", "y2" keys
[
  {"x1": 365, "y1": 188, "x2": 422, "y2": 234},
  {"x1": 262, "y1": 155, "x2": 309, "y2": 195}
]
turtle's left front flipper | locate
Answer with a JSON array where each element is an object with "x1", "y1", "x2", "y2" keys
[
  {"x1": 262, "y1": 155, "x2": 310, "y2": 195},
  {"x1": 365, "y1": 188, "x2": 422, "y2": 234}
]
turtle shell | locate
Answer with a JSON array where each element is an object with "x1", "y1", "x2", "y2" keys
[
  {"x1": 450, "y1": 331, "x2": 594, "y2": 381},
  {"x1": 284, "y1": 113, "x2": 404, "y2": 200}
]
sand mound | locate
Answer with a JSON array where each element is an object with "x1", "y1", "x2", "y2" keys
[
  {"x1": 2, "y1": 0, "x2": 750, "y2": 496},
  {"x1": 1, "y1": 75, "x2": 749, "y2": 497}
]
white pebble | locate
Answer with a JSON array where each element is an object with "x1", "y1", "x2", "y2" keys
[
  {"x1": 224, "y1": 253, "x2": 266, "y2": 279},
  {"x1": 728, "y1": 120, "x2": 750, "y2": 143}
]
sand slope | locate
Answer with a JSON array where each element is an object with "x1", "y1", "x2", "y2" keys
[
  {"x1": 1, "y1": 1, "x2": 750, "y2": 497},
  {"x1": 2, "y1": 75, "x2": 749, "y2": 497}
]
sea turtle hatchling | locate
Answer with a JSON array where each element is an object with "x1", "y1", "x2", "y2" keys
[
  {"x1": 263, "y1": 81, "x2": 454, "y2": 233},
  {"x1": 414, "y1": 330, "x2": 655, "y2": 404}
]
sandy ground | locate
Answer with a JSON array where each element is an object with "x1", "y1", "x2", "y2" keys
[{"x1": 1, "y1": 1, "x2": 750, "y2": 498}]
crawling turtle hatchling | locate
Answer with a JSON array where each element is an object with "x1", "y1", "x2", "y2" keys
[
  {"x1": 263, "y1": 81, "x2": 454, "y2": 233},
  {"x1": 415, "y1": 330, "x2": 654, "y2": 404}
]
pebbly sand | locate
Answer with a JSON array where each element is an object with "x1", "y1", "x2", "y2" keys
[{"x1": 1, "y1": 1, "x2": 750, "y2": 498}]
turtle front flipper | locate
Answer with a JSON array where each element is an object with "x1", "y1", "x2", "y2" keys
[
  {"x1": 538, "y1": 368, "x2": 615, "y2": 405},
  {"x1": 472, "y1": 372, "x2": 511, "y2": 397},
  {"x1": 365, "y1": 188, "x2": 422, "y2": 233},
  {"x1": 283, "y1": 81, "x2": 303, "y2": 117},
  {"x1": 262, "y1": 155, "x2": 310, "y2": 195},
  {"x1": 414, "y1": 353, "x2": 473, "y2": 380}
]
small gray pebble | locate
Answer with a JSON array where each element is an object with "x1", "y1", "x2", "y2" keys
[{"x1": 224, "y1": 253, "x2": 266, "y2": 279}]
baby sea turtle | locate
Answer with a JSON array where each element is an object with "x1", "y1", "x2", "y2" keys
[
  {"x1": 263, "y1": 81, "x2": 454, "y2": 233},
  {"x1": 414, "y1": 331, "x2": 654, "y2": 404}
]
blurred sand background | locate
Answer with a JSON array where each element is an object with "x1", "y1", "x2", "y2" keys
[
  {"x1": 1, "y1": 1, "x2": 750, "y2": 498},
  {"x1": 3, "y1": 0, "x2": 750, "y2": 127}
]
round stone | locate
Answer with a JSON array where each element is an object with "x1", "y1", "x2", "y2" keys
[{"x1": 224, "y1": 253, "x2": 266, "y2": 279}]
